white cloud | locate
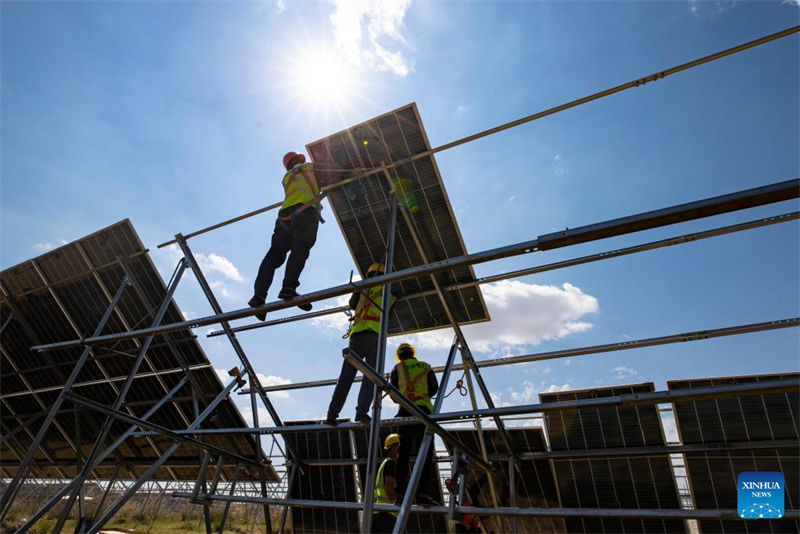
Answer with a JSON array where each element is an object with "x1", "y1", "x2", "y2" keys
[
  {"x1": 612, "y1": 366, "x2": 638, "y2": 379},
  {"x1": 32, "y1": 239, "x2": 67, "y2": 252},
  {"x1": 310, "y1": 294, "x2": 353, "y2": 334},
  {"x1": 195, "y1": 252, "x2": 244, "y2": 282},
  {"x1": 455, "y1": 105, "x2": 465, "y2": 115},
  {"x1": 661, "y1": 414, "x2": 679, "y2": 443},
  {"x1": 495, "y1": 380, "x2": 572, "y2": 407},
  {"x1": 240, "y1": 406, "x2": 274, "y2": 427},
  {"x1": 508, "y1": 195, "x2": 516, "y2": 201},
  {"x1": 256, "y1": 373, "x2": 293, "y2": 400},
  {"x1": 554, "y1": 154, "x2": 561, "y2": 162},
  {"x1": 330, "y1": 0, "x2": 414, "y2": 76},
  {"x1": 210, "y1": 280, "x2": 239, "y2": 300},
  {"x1": 399, "y1": 281, "x2": 598, "y2": 355},
  {"x1": 275, "y1": 0, "x2": 287, "y2": 14}
]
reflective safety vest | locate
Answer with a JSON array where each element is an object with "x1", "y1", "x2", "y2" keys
[
  {"x1": 374, "y1": 457, "x2": 398, "y2": 517},
  {"x1": 281, "y1": 162, "x2": 322, "y2": 212},
  {"x1": 349, "y1": 286, "x2": 395, "y2": 337},
  {"x1": 395, "y1": 359, "x2": 433, "y2": 412}
]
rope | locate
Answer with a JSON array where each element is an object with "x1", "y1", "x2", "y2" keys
[{"x1": 444, "y1": 372, "x2": 468, "y2": 398}]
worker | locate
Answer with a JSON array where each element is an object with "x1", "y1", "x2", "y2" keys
[
  {"x1": 249, "y1": 152, "x2": 352, "y2": 321},
  {"x1": 325, "y1": 262, "x2": 396, "y2": 425},
  {"x1": 373, "y1": 433, "x2": 400, "y2": 533},
  {"x1": 390, "y1": 343, "x2": 440, "y2": 506}
]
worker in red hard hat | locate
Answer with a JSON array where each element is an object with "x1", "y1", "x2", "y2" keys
[{"x1": 249, "y1": 152, "x2": 354, "y2": 321}]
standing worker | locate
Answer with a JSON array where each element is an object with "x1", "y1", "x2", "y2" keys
[
  {"x1": 249, "y1": 152, "x2": 353, "y2": 321},
  {"x1": 373, "y1": 434, "x2": 401, "y2": 533},
  {"x1": 390, "y1": 343, "x2": 440, "y2": 506},
  {"x1": 326, "y1": 262, "x2": 396, "y2": 425}
]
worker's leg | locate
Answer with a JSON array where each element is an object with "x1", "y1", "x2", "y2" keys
[
  {"x1": 326, "y1": 336, "x2": 365, "y2": 420},
  {"x1": 353, "y1": 332, "x2": 379, "y2": 418},
  {"x1": 281, "y1": 209, "x2": 319, "y2": 291},
  {"x1": 253, "y1": 219, "x2": 293, "y2": 299},
  {"x1": 396, "y1": 424, "x2": 414, "y2": 495},
  {"x1": 372, "y1": 512, "x2": 396, "y2": 533}
]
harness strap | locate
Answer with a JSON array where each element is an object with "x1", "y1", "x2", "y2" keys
[{"x1": 280, "y1": 167, "x2": 326, "y2": 228}]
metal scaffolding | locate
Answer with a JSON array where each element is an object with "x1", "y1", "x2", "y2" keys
[{"x1": 2, "y1": 24, "x2": 799, "y2": 534}]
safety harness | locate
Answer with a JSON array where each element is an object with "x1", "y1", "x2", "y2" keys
[
  {"x1": 396, "y1": 360, "x2": 432, "y2": 404},
  {"x1": 278, "y1": 166, "x2": 326, "y2": 234}
]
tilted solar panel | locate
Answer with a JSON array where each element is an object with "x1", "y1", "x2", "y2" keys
[
  {"x1": 446, "y1": 428, "x2": 566, "y2": 534},
  {"x1": 0, "y1": 220, "x2": 273, "y2": 482},
  {"x1": 306, "y1": 103, "x2": 490, "y2": 336},
  {"x1": 283, "y1": 420, "x2": 360, "y2": 533},
  {"x1": 668, "y1": 372, "x2": 800, "y2": 534},
  {"x1": 541, "y1": 383, "x2": 686, "y2": 534},
  {"x1": 351, "y1": 425, "x2": 447, "y2": 534}
]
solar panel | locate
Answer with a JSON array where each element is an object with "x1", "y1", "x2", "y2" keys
[
  {"x1": 668, "y1": 372, "x2": 800, "y2": 534},
  {"x1": 306, "y1": 103, "x2": 490, "y2": 336},
  {"x1": 283, "y1": 420, "x2": 360, "y2": 533},
  {"x1": 445, "y1": 427, "x2": 565, "y2": 534},
  {"x1": 351, "y1": 425, "x2": 447, "y2": 534},
  {"x1": 541, "y1": 383, "x2": 686, "y2": 534},
  {"x1": 0, "y1": 220, "x2": 273, "y2": 482}
]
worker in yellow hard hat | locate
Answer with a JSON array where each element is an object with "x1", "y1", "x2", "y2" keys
[
  {"x1": 373, "y1": 434, "x2": 400, "y2": 533},
  {"x1": 390, "y1": 343, "x2": 441, "y2": 506},
  {"x1": 325, "y1": 262, "x2": 397, "y2": 425}
]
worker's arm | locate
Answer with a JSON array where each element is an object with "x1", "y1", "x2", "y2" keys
[
  {"x1": 428, "y1": 369, "x2": 439, "y2": 397},
  {"x1": 385, "y1": 475, "x2": 398, "y2": 503},
  {"x1": 390, "y1": 368, "x2": 398, "y2": 389},
  {"x1": 348, "y1": 291, "x2": 360, "y2": 311}
]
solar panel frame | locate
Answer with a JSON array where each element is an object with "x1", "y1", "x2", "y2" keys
[
  {"x1": 541, "y1": 383, "x2": 687, "y2": 534},
  {"x1": 306, "y1": 103, "x2": 490, "y2": 336},
  {"x1": 283, "y1": 420, "x2": 361, "y2": 533},
  {"x1": 445, "y1": 427, "x2": 566, "y2": 534},
  {"x1": 668, "y1": 372, "x2": 800, "y2": 534},
  {"x1": 0, "y1": 220, "x2": 274, "y2": 482}
]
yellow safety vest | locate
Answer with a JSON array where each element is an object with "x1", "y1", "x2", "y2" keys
[
  {"x1": 349, "y1": 286, "x2": 395, "y2": 337},
  {"x1": 374, "y1": 457, "x2": 398, "y2": 517},
  {"x1": 281, "y1": 162, "x2": 322, "y2": 212},
  {"x1": 396, "y1": 359, "x2": 433, "y2": 412}
]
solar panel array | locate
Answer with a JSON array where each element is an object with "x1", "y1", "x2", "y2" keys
[
  {"x1": 306, "y1": 103, "x2": 489, "y2": 336},
  {"x1": 283, "y1": 421, "x2": 361, "y2": 533},
  {"x1": 669, "y1": 372, "x2": 800, "y2": 534},
  {"x1": 446, "y1": 428, "x2": 565, "y2": 534},
  {"x1": 541, "y1": 383, "x2": 686, "y2": 534},
  {"x1": 0, "y1": 220, "x2": 272, "y2": 482},
  {"x1": 352, "y1": 425, "x2": 447, "y2": 534}
]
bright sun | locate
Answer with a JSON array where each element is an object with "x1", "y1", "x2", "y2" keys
[{"x1": 296, "y1": 51, "x2": 353, "y2": 108}]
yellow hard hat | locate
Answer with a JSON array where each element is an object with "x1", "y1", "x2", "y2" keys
[
  {"x1": 384, "y1": 433, "x2": 400, "y2": 449},
  {"x1": 367, "y1": 262, "x2": 385, "y2": 276},
  {"x1": 395, "y1": 343, "x2": 416, "y2": 363}
]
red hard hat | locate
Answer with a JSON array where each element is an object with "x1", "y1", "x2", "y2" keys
[{"x1": 283, "y1": 152, "x2": 306, "y2": 170}]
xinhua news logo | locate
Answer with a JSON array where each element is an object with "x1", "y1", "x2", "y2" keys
[{"x1": 737, "y1": 471, "x2": 784, "y2": 519}]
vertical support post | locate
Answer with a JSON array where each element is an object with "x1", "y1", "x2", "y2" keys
[
  {"x1": 192, "y1": 451, "x2": 212, "y2": 502},
  {"x1": 86, "y1": 375, "x2": 242, "y2": 534},
  {"x1": 360, "y1": 191, "x2": 399, "y2": 534},
  {"x1": 392, "y1": 337, "x2": 460, "y2": 534},
  {"x1": 509, "y1": 454, "x2": 517, "y2": 534},
  {"x1": 0, "y1": 314, "x2": 12, "y2": 336},
  {"x1": 217, "y1": 463, "x2": 241, "y2": 534},
  {"x1": 0, "y1": 277, "x2": 130, "y2": 521},
  {"x1": 93, "y1": 465, "x2": 120, "y2": 522},
  {"x1": 54, "y1": 260, "x2": 188, "y2": 534}
]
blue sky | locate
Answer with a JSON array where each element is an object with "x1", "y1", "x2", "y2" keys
[{"x1": 2, "y1": 1, "x2": 799, "y2": 440}]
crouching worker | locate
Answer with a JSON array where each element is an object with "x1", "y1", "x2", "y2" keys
[
  {"x1": 326, "y1": 262, "x2": 396, "y2": 425},
  {"x1": 373, "y1": 434, "x2": 401, "y2": 533},
  {"x1": 391, "y1": 343, "x2": 440, "y2": 506}
]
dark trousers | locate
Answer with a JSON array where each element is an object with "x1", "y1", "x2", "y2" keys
[
  {"x1": 253, "y1": 207, "x2": 319, "y2": 299},
  {"x1": 372, "y1": 512, "x2": 397, "y2": 533},
  {"x1": 327, "y1": 331, "x2": 378, "y2": 419},
  {"x1": 396, "y1": 405, "x2": 434, "y2": 497}
]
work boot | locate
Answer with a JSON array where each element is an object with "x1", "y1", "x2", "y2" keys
[
  {"x1": 354, "y1": 413, "x2": 371, "y2": 424},
  {"x1": 248, "y1": 295, "x2": 267, "y2": 321},
  {"x1": 324, "y1": 416, "x2": 339, "y2": 426},
  {"x1": 278, "y1": 288, "x2": 313, "y2": 312},
  {"x1": 416, "y1": 494, "x2": 440, "y2": 507}
]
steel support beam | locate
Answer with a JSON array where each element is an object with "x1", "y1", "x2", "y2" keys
[
  {"x1": 244, "y1": 317, "x2": 799, "y2": 394},
  {"x1": 392, "y1": 337, "x2": 460, "y2": 534},
  {"x1": 13, "y1": 376, "x2": 190, "y2": 533},
  {"x1": 171, "y1": 492, "x2": 800, "y2": 520},
  {"x1": 278, "y1": 462, "x2": 297, "y2": 534},
  {"x1": 0, "y1": 276, "x2": 130, "y2": 521},
  {"x1": 155, "y1": 26, "x2": 799, "y2": 250},
  {"x1": 86, "y1": 374, "x2": 244, "y2": 534},
  {"x1": 344, "y1": 348, "x2": 493, "y2": 472},
  {"x1": 217, "y1": 463, "x2": 242, "y2": 534},
  {"x1": 33, "y1": 178, "x2": 800, "y2": 351},
  {"x1": 360, "y1": 191, "x2": 399, "y2": 534}
]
